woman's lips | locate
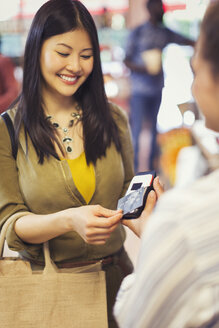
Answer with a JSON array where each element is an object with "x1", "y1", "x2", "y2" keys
[{"x1": 58, "y1": 74, "x2": 79, "y2": 85}]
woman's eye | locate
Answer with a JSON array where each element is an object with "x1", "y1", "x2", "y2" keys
[
  {"x1": 81, "y1": 55, "x2": 92, "y2": 59},
  {"x1": 57, "y1": 52, "x2": 69, "y2": 57}
]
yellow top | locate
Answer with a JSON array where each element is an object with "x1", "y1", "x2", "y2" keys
[{"x1": 65, "y1": 152, "x2": 95, "y2": 204}]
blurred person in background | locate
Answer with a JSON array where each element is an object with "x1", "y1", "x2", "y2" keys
[
  {"x1": 124, "y1": 0, "x2": 195, "y2": 172},
  {"x1": 0, "y1": 36, "x2": 19, "y2": 113},
  {"x1": 114, "y1": 1, "x2": 219, "y2": 327}
]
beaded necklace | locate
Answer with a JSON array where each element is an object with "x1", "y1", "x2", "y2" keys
[{"x1": 46, "y1": 108, "x2": 82, "y2": 154}]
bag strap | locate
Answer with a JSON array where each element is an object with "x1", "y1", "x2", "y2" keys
[
  {"x1": 0, "y1": 212, "x2": 55, "y2": 272},
  {"x1": 0, "y1": 114, "x2": 56, "y2": 271},
  {"x1": 0, "y1": 212, "x2": 30, "y2": 257},
  {"x1": 1, "y1": 112, "x2": 18, "y2": 160}
]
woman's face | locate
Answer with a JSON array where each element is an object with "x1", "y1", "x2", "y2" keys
[
  {"x1": 191, "y1": 36, "x2": 219, "y2": 132},
  {"x1": 40, "y1": 28, "x2": 94, "y2": 102}
]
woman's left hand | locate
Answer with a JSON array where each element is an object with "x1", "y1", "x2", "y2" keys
[{"x1": 122, "y1": 176, "x2": 164, "y2": 237}]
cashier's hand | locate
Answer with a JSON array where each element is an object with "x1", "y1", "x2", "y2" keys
[
  {"x1": 71, "y1": 205, "x2": 123, "y2": 245},
  {"x1": 122, "y1": 176, "x2": 164, "y2": 238}
]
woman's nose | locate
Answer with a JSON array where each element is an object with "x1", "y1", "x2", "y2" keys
[{"x1": 66, "y1": 57, "x2": 81, "y2": 74}]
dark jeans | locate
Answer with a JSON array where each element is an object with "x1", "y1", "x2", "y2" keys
[{"x1": 130, "y1": 92, "x2": 162, "y2": 172}]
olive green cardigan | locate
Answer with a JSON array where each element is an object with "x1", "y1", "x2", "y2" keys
[{"x1": 0, "y1": 103, "x2": 134, "y2": 263}]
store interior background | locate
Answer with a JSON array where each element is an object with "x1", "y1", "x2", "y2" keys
[{"x1": 1, "y1": 0, "x2": 218, "y2": 264}]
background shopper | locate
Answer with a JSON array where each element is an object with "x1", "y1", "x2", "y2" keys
[{"x1": 125, "y1": 0, "x2": 195, "y2": 172}]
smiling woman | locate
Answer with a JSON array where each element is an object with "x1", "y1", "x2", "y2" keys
[
  {"x1": 40, "y1": 29, "x2": 94, "y2": 111},
  {"x1": 0, "y1": 1, "x2": 135, "y2": 327}
]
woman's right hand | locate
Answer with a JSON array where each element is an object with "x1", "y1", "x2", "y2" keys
[
  {"x1": 14, "y1": 204, "x2": 122, "y2": 245},
  {"x1": 69, "y1": 205, "x2": 123, "y2": 245}
]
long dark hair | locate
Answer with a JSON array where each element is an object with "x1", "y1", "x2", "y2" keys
[{"x1": 15, "y1": 0, "x2": 120, "y2": 164}]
